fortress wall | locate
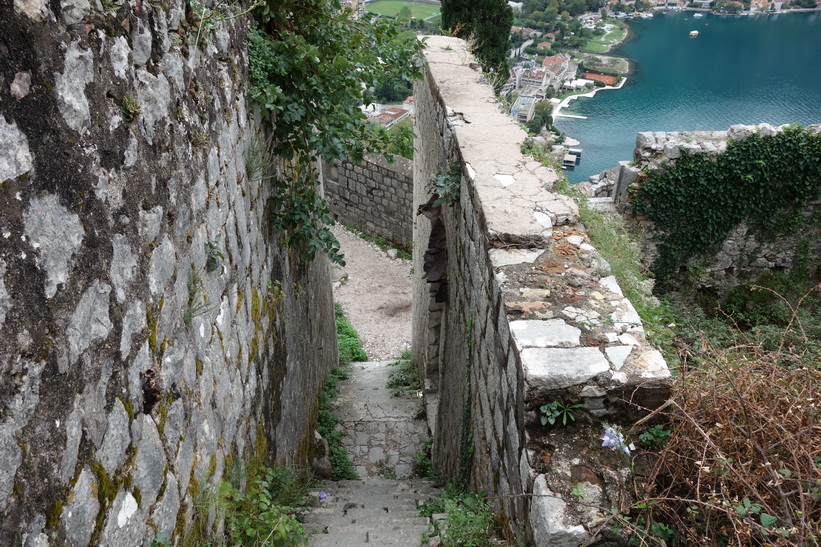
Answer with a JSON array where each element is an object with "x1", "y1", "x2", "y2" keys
[
  {"x1": 414, "y1": 36, "x2": 671, "y2": 544},
  {"x1": 0, "y1": 3, "x2": 335, "y2": 544}
]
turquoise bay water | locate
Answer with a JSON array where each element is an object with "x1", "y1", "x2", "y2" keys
[{"x1": 554, "y1": 12, "x2": 821, "y2": 183}]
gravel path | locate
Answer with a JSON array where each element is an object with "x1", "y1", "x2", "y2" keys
[{"x1": 331, "y1": 225, "x2": 413, "y2": 361}]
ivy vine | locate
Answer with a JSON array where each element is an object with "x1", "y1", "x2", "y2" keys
[
  {"x1": 630, "y1": 125, "x2": 821, "y2": 288},
  {"x1": 247, "y1": 0, "x2": 424, "y2": 265}
]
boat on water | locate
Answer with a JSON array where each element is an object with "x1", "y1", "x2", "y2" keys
[
  {"x1": 690, "y1": 30, "x2": 699, "y2": 37},
  {"x1": 694, "y1": 12, "x2": 704, "y2": 17}
]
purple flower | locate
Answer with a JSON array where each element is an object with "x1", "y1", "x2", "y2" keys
[
  {"x1": 319, "y1": 491, "x2": 327, "y2": 506},
  {"x1": 601, "y1": 425, "x2": 631, "y2": 456}
]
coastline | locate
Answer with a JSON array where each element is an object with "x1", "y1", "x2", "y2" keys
[{"x1": 552, "y1": 77, "x2": 628, "y2": 120}]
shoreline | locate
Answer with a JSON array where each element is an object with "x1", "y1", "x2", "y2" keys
[{"x1": 552, "y1": 77, "x2": 627, "y2": 120}]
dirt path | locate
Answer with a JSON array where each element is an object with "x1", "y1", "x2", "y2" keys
[{"x1": 331, "y1": 225, "x2": 413, "y2": 361}]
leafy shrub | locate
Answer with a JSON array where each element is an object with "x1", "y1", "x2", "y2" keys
[
  {"x1": 222, "y1": 464, "x2": 314, "y2": 546},
  {"x1": 421, "y1": 488, "x2": 494, "y2": 546},
  {"x1": 247, "y1": 2, "x2": 422, "y2": 265}
]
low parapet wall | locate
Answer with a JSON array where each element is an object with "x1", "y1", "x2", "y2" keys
[{"x1": 413, "y1": 36, "x2": 670, "y2": 544}]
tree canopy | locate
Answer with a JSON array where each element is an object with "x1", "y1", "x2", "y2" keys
[{"x1": 441, "y1": 0, "x2": 514, "y2": 73}]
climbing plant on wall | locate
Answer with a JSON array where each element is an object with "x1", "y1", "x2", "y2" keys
[
  {"x1": 630, "y1": 125, "x2": 821, "y2": 289},
  {"x1": 248, "y1": 0, "x2": 423, "y2": 264}
]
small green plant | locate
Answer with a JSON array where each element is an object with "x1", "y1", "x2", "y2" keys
[
  {"x1": 246, "y1": 132, "x2": 271, "y2": 183},
  {"x1": 376, "y1": 461, "x2": 397, "y2": 479},
  {"x1": 638, "y1": 424, "x2": 671, "y2": 451},
  {"x1": 386, "y1": 357, "x2": 421, "y2": 397},
  {"x1": 414, "y1": 437, "x2": 435, "y2": 480},
  {"x1": 205, "y1": 238, "x2": 225, "y2": 273},
  {"x1": 428, "y1": 162, "x2": 462, "y2": 207},
  {"x1": 184, "y1": 265, "x2": 216, "y2": 327},
  {"x1": 266, "y1": 279, "x2": 283, "y2": 304},
  {"x1": 149, "y1": 532, "x2": 171, "y2": 547},
  {"x1": 121, "y1": 94, "x2": 141, "y2": 122},
  {"x1": 190, "y1": 0, "x2": 262, "y2": 47},
  {"x1": 570, "y1": 482, "x2": 586, "y2": 500},
  {"x1": 539, "y1": 401, "x2": 582, "y2": 427},
  {"x1": 191, "y1": 129, "x2": 209, "y2": 147}
]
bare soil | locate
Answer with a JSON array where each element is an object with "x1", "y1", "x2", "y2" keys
[{"x1": 331, "y1": 225, "x2": 413, "y2": 361}]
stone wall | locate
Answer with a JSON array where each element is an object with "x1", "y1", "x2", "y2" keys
[
  {"x1": 323, "y1": 155, "x2": 414, "y2": 248},
  {"x1": 0, "y1": 3, "x2": 336, "y2": 544},
  {"x1": 585, "y1": 123, "x2": 821, "y2": 287},
  {"x1": 413, "y1": 36, "x2": 670, "y2": 545}
]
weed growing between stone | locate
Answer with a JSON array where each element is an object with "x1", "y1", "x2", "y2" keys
[
  {"x1": 539, "y1": 400, "x2": 583, "y2": 427},
  {"x1": 414, "y1": 438, "x2": 436, "y2": 481},
  {"x1": 420, "y1": 487, "x2": 495, "y2": 546},
  {"x1": 345, "y1": 225, "x2": 412, "y2": 261},
  {"x1": 428, "y1": 162, "x2": 463, "y2": 208},
  {"x1": 316, "y1": 365, "x2": 357, "y2": 481},
  {"x1": 121, "y1": 94, "x2": 141, "y2": 122},
  {"x1": 386, "y1": 355, "x2": 422, "y2": 397},
  {"x1": 335, "y1": 302, "x2": 368, "y2": 366}
]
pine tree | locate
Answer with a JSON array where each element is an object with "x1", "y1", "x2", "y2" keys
[{"x1": 441, "y1": 0, "x2": 513, "y2": 73}]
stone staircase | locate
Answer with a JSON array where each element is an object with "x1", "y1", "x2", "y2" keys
[
  {"x1": 304, "y1": 478, "x2": 438, "y2": 546},
  {"x1": 304, "y1": 361, "x2": 439, "y2": 546}
]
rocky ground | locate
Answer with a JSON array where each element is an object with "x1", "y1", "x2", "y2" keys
[{"x1": 330, "y1": 225, "x2": 413, "y2": 361}]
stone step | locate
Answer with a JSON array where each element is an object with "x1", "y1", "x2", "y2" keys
[
  {"x1": 304, "y1": 509, "x2": 424, "y2": 526},
  {"x1": 305, "y1": 478, "x2": 439, "y2": 547},
  {"x1": 308, "y1": 522, "x2": 429, "y2": 546}
]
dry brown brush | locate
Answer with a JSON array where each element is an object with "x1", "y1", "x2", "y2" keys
[{"x1": 630, "y1": 345, "x2": 821, "y2": 546}]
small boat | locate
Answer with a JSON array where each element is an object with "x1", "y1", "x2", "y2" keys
[
  {"x1": 689, "y1": 30, "x2": 699, "y2": 37},
  {"x1": 694, "y1": 12, "x2": 704, "y2": 17}
]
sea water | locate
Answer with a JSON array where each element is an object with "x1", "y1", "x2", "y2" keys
[{"x1": 554, "y1": 11, "x2": 821, "y2": 183}]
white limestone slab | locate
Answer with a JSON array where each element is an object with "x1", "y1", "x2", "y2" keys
[
  {"x1": 598, "y1": 275, "x2": 623, "y2": 296},
  {"x1": 604, "y1": 345, "x2": 633, "y2": 371},
  {"x1": 634, "y1": 350, "x2": 670, "y2": 379},
  {"x1": 522, "y1": 347, "x2": 610, "y2": 390},
  {"x1": 488, "y1": 248, "x2": 542, "y2": 268},
  {"x1": 510, "y1": 319, "x2": 580, "y2": 349}
]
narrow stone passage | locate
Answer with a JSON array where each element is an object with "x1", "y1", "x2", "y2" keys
[{"x1": 304, "y1": 230, "x2": 438, "y2": 546}]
